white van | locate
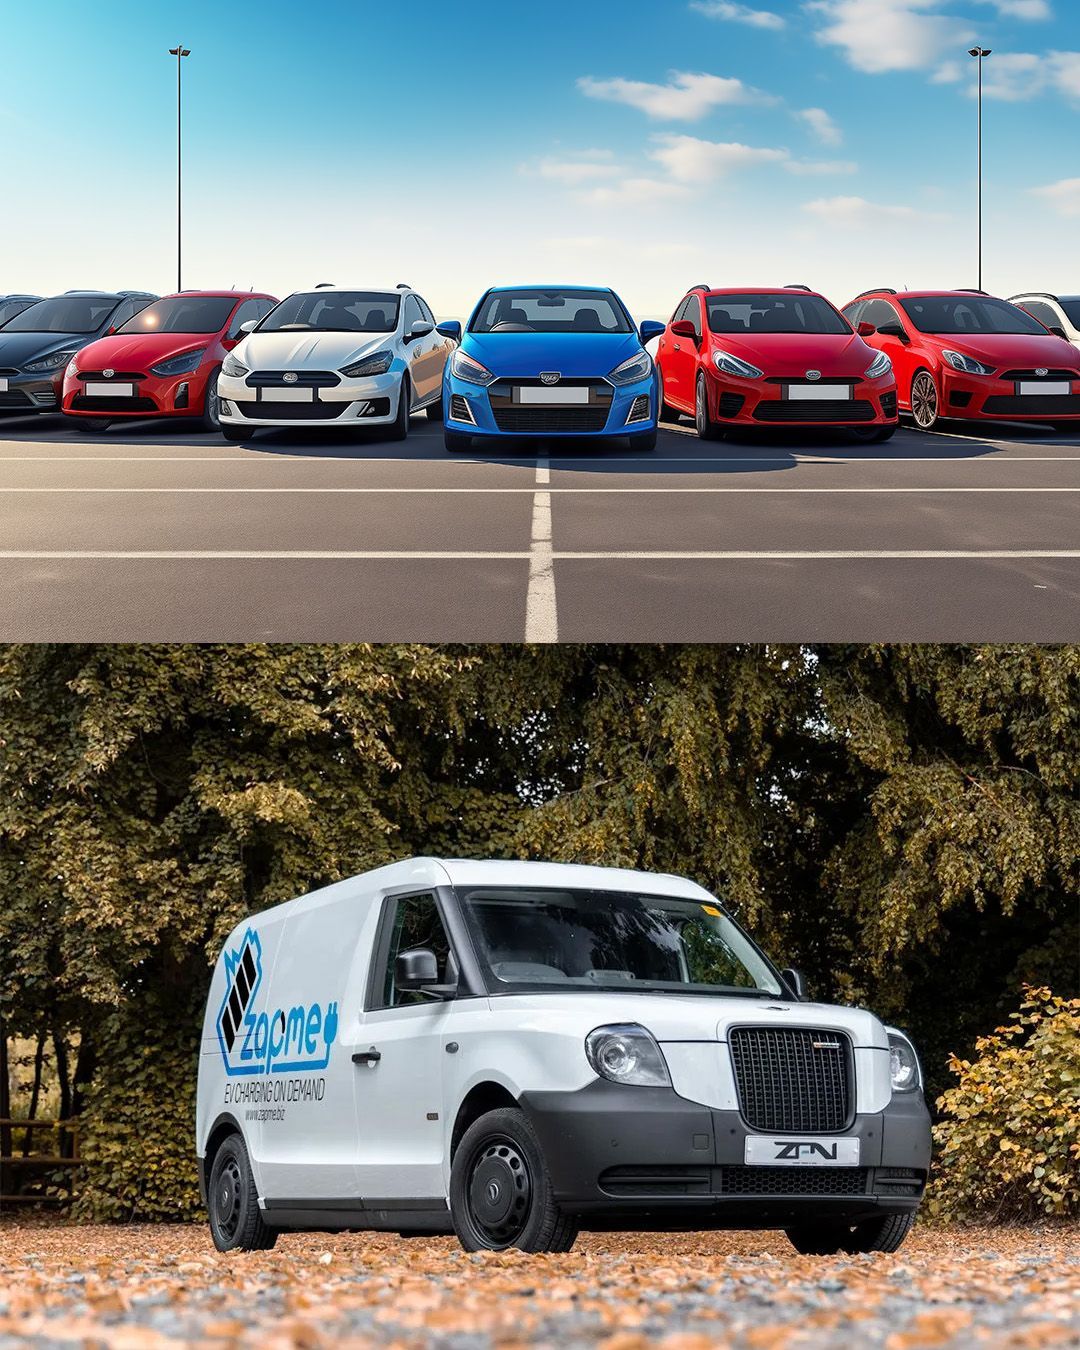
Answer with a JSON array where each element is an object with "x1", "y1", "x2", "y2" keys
[{"x1": 196, "y1": 858, "x2": 930, "y2": 1255}]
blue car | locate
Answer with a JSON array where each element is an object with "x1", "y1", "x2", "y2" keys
[{"x1": 437, "y1": 285, "x2": 664, "y2": 452}]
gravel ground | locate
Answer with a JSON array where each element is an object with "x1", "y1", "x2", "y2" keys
[{"x1": 0, "y1": 1222, "x2": 1076, "y2": 1349}]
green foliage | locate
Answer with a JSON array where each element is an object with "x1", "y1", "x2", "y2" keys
[{"x1": 928, "y1": 988, "x2": 1080, "y2": 1221}]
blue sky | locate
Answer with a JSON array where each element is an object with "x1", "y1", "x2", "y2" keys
[{"x1": 3, "y1": 0, "x2": 1078, "y2": 318}]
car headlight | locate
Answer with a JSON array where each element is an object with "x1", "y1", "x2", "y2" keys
[
  {"x1": 942, "y1": 349, "x2": 993, "y2": 376},
  {"x1": 221, "y1": 354, "x2": 250, "y2": 379},
  {"x1": 450, "y1": 349, "x2": 497, "y2": 387},
  {"x1": 607, "y1": 350, "x2": 653, "y2": 386},
  {"x1": 150, "y1": 347, "x2": 207, "y2": 378},
  {"x1": 66, "y1": 358, "x2": 80, "y2": 378},
  {"x1": 714, "y1": 350, "x2": 763, "y2": 379},
  {"x1": 887, "y1": 1030, "x2": 921, "y2": 1093},
  {"x1": 585, "y1": 1024, "x2": 671, "y2": 1088},
  {"x1": 864, "y1": 350, "x2": 892, "y2": 379},
  {"x1": 23, "y1": 348, "x2": 80, "y2": 373},
  {"x1": 341, "y1": 350, "x2": 393, "y2": 378}
]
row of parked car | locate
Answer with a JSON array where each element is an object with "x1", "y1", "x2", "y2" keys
[{"x1": 2, "y1": 284, "x2": 1079, "y2": 450}]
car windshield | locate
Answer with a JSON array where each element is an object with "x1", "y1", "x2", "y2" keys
[
  {"x1": 471, "y1": 289, "x2": 633, "y2": 334},
  {"x1": 0, "y1": 300, "x2": 35, "y2": 327},
  {"x1": 457, "y1": 886, "x2": 784, "y2": 996},
  {"x1": 1059, "y1": 300, "x2": 1080, "y2": 329},
  {"x1": 4, "y1": 296, "x2": 117, "y2": 334},
  {"x1": 707, "y1": 293, "x2": 849, "y2": 335},
  {"x1": 117, "y1": 295, "x2": 237, "y2": 335},
  {"x1": 259, "y1": 292, "x2": 399, "y2": 333},
  {"x1": 898, "y1": 296, "x2": 1047, "y2": 336}
]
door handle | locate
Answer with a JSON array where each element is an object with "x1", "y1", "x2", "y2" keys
[
  {"x1": 352, "y1": 1047, "x2": 381, "y2": 1065},
  {"x1": 673, "y1": 343, "x2": 681, "y2": 352}
]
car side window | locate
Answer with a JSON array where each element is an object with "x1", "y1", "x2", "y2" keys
[
  {"x1": 842, "y1": 302, "x2": 863, "y2": 325},
  {"x1": 862, "y1": 300, "x2": 902, "y2": 331},
  {"x1": 415, "y1": 296, "x2": 436, "y2": 326},
  {"x1": 1020, "y1": 300, "x2": 1059, "y2": 331},
  {"x1": 671, "y1": 297, "x2": 690, "y2": 326},
  {"x1": 109, "y1": 299, "x2": 138, "y2": 329},
  {"x1": 686, "y1": 295, "x2": 703, "y2": 339},
  {"x1": 375, "y1": 893, "x2": 454, "y2": 1008},
  {"x1": 229, "y1": 299, "x2": 264, "y2": 336},
  {"x1": 402, "y1": 295, "x2": 424, "y2": 334}
]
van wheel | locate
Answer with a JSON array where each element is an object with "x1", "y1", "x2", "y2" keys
[
  {"x1": 449, "y1": 1107, "x2": 578, "y2": 1253},
  {"x1": 785, "y1": 1210, "x2": 915, "y2": 1256},
  {"x1": 207, "y1": 1133, "x2": 277, "y2": 1252}
]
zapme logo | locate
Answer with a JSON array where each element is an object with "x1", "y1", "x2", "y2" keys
[
  {"x1": 774, "y1": 1141, "x2": 839, "y2": 1161},
  {"x1": 215, "y1": 928, "x2": 338, "y2": 1077}
]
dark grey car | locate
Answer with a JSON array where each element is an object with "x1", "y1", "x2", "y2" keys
[{"x1": 0, "y1": 295, "x2": 41, "y2": 329}]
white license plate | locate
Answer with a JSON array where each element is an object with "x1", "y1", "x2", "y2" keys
[
  {"x1": 0, "y1": 377, "x2": 7, "y2": 392},
  {"x1": 260, "y1": 387, "x2": 314, "y2": 403},
  {"x1": 745, "y1": 1136, "x2": 860, "y2": 1167},
  {"x1": 85, "y1": 381, "x2": 134, "y2": 398},
  {"x1": 1018, "y1": 381, "x2": 1069, "y2": 396},
  {"x1": 785, "y1": 384, "x2": 851, "y2": 400},
  {"x1": 517, "y1": 386, "x2": 589, "y2": 404}
]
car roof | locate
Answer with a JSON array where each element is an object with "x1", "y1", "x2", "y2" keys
[
  {"x1": 486, "y1": 284, "x2": 616, "y2": 293},
  {"x1": 169, "y1": 289, "x2": 275, "y2": 299},
  {"x1": 859, "y1": 289, "x2": 1003, "y2": 300},
  {"x1": 288, "y1": 285, "x2": 408, "y2": 295},
  {"x1": 703, "y1": 287, "x2": 824, "y2": 297}
]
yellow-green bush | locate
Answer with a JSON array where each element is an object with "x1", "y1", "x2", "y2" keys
[{"x1": 929, "y1": 987, "x2": 1080, "y2": 1221}]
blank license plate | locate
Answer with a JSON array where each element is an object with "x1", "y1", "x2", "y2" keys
[
  {"x1": 1018, "y1": 381, "x2": 1069, "y2": 396},
  {"x1": 517, "y1": 386, "x2": 589, "y2": 404},
  {"x1": 745, "y1": 1136, "x2": 860, "y2": 1166},
  {"x1": 0, "y1": 378, "x2": 7, "y2": 392},
  {"x1": 85, "y1": 381, "x2": 134, "y2": 398},
  {"x1": 786, "y1": 384, "x2": 851, "y2": 400},
  {"x1": 260, "y1": 387, "x2": 315, "y2": 403}
]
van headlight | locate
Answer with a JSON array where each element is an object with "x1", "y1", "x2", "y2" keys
[
  {"x1": 607, "y1": 351, "x2": 652, "y2": 386},
  {"x1": 585, "y1": 1024, "x2": 671, "y2": 1088},
  {"x1": 887, "y1": 1030, "x2": 921, "y2": 1093}
]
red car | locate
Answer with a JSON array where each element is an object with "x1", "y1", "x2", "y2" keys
[
  {"x1": 841, "y1": 289, "x2": 1080, "y2": 432},
  {"x1": 62, "y1": 290, "x2": 277, "y2": 433},
  {"x1": 655, "y1": 285, "x2": 898, "y2": 442}
]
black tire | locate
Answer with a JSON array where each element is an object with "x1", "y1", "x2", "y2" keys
[
  {"x1": 627, "y1": 427, "x2": 658, "y2": 451},
  {"x1": 444, "y1": 429, "x2": 473, "y2": 452},
  {"x1": 449, "y1": 1107, "x2": 578, "y2": 1253},
  {"x1": 909, "y1": 369, "x2": 939, "y2": 431},
  {"x1": 849, "y1": 423, "x2": 898, "y2": 444},
  {"x1": 1054, "y1": 423, "x2": 1080, "y2": 435},
  {"x1": 786, "y1": 1210, "x2": 916, "y2": 1256},
  {"x1": 207, "y1": 1133, "x2": 277, "y2": 1252},
  {"x1": 695, "y1": 373, "x2": 724, "y2": 441},
  {"x1": 425, "y1": 397, "x2": 444, "y2": 421},
  {"x1": 72, "y1": 417, "x2": 112, "y2": 434},
  {"x1": 388, "y1": 376, "x2": 411, "y2": 442},
  {"x1": 222, "y1": 425, "x2": 247, "y2": 442},
  {"x1": 201, "y1": 368, "x2": 223, "y2": 432}
]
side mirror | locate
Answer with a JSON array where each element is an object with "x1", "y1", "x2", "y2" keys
[
  {"x1": 781, "y1": 967, "x2": 808, "y2": 1001},
  {"x1": 639, "y1": 319, "x2": 665, "y2": 344},
  {"x1": 1050, "y1": 325, "x2": 1068, "y2": 340},
  {"x1": 857, "y1": 321, "x2": 877, "y2": 337},
  {"x1": 395, "y1": 947, "x2": 457, "y2": 999},
  {"x1": 670, "y1": 319, "x2": 697, "y2": 340},
  {"x1": 406, "y1": 320, "x2": 434, "y2": 341},
  {"x1": 876, "y1": 322, "x2": 910, "y2": 344},
  {"x1": 239, "y1": 319, "x2": 258, "y2": 336},
  {"x1": 436, "y1": 320, "x2": 462, "y2": 341},
  {"x1": 106, "y1": 326, "x2": 116, "y2": 336}
]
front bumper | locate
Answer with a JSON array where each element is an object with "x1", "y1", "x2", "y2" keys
[
  {"x1": 62, "y1": 367, "x2": 213, "y2": 419},
  {"x1": 706, "y1": 370, "x2": 898, "y2": 427},
  {"x1": 521, "y1": 1080, "x2": 930, "y2": 1229},
  {"x1": 218, "y1": 370, "x2": 404, "y2": 427},
  {"x1": 0, "y1": 369, "x2": 62, "y2": 414},
  {"x1": 445, "y1": 373, "x2": 657, "y2": 438},
  {"x1": 938, "y1": 368, "x2": 1080, "y2": 421}
]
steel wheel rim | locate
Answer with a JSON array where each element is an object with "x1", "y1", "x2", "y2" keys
[
  {"x1": 214, "y1": 1157, "x2": 243, "y2": 1242},
  {"x1": 912, "y1": 374, "x2": 937, "y2": 427},
  {"x1": 466, "y1": 1136, "x2": 532, "y2": 1247}
]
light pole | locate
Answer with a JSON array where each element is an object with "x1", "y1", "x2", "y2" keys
[
  {"x1": 169, "y1": 43, "x2": 190, "y2": 293},
  {"x1": 968, "y1": 46, "x2": 991, "y2": 291}
]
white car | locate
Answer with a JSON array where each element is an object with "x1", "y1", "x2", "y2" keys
[
  {"x1": 1009, "y1": 293, "x2": 1080, "y2": 350},
  {"x1": 216, "y1": 285, "x2": 454, "y2": 440},
  {"x1": 196, "y1": 856, "x2": 930, "y2": 1256}
]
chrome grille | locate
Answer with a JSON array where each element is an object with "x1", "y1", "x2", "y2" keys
[{"x1": 729, "y1": 1027, "x2": 852, "y2": 1133}]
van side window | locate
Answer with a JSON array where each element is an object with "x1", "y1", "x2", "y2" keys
[{"x1": 378, "y1": 894, "x2": 453, "y2": 1007}]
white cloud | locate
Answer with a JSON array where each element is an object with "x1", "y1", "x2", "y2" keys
[
  {"x1": 579, "y1": 177, "x2": 693, "y2": 207},
  {"x1": 648, "y1": 134, "x2": 789, "y2": 180},
  {"x1": 1029, "y1": 177, "x2": 1080, "y2": 215},
  {"x1": 802, "y1": 195, "x2": 945, "y2": 227},
  {"x1": 932, "y1": 60, "x2": 963, "y2": 84},
  {"x1": 690, "y1": 0, "x2": 786, "y2": 28},
  {"x1": 783, "y1": 158, "x2": 858, "y2": 175},
  {"x1": 976, "y1": 0, "x2": 1051, "y2": 17},
  {"x1": 531, "y1": 153, "x2": 622, "y2": 186},
  {"x1": 807, "y1": 0, "x2": 975, "y2": 74},
  {"x1": 796, "y1": 106, "x2": 843, "y2": 146},
  {"x1": 578, "y1": 70, "x2": 772, "y2": 119},
  {"x1": 969, "y1": 50, "x2": 1080, "y2": 100}
]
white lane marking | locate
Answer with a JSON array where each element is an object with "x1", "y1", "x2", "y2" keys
[
  {"x1": 525, "y1": 455, "x2": 558, "y2": 642},
  {"x1": 1, "y1": 486, "x2": 1080, "y2": 495},
  {"x1": 3, "y1": 549, "x2": 1080, "y2": 561}
]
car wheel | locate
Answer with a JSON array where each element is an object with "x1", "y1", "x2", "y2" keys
[
  {"x1": 449, "y1": 1107, "x2": 578, "y2": 1254},
  {"x1": 72, "y1": 417, "x2": 112, "y2": 434},
  {"x1": 627, "y1": 427, "x2": 658, "y2": 451},
  {"x1": 849, "y1": 424, "x2": 897, "y2": 444},
  {"x1": 695, "y1": 373, "x2": 724, "y2": 441},
  {"x1": 910, "y1": 370, "x2": 940, "y2": 431},
  {"x1": 222, "y1": 425, "x2": 248, "y2": 442},
  {"x1": 444, "y1": 430, "x2": 473, "y2": 452},
  {"x1": 425, "y1": 397, "x2": 444, "y2": 421},
  {"x1": 207, "y1": 1133, "x2": 277, "y2": 1252},
  {"x1": 388, "y1": 377, "x2": 411, "y2": 442},
  {"x1": 201, "y1": 369, "x2": 222, "y2": 432},
  {"x1": 786, "y1": 1211, "x2": 915, "y2": 1256}
]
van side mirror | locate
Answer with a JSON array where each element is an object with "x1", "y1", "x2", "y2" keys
[
  {"x1": 781, "y1": 967, "x2": 807, "y2": 1001},
  {"x1": 436, "y1": 320, "x2": 462, "y2": 341},
  {"x1": 857, "y1": 321, "x2": 876, "y2": 337},
  {"x1": 395, "y1": 947, "x2": 457, "y2": 999}
]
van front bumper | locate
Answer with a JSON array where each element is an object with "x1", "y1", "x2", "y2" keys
[{"x1": 520, "y1": 1080, "x2": 931, "y2": 1228}]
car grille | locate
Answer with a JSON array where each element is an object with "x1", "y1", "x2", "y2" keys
[
  {"x1": 71, "y1": 395, "x2": 157, "y2": 413},
  {"x1": 77, "y1": 371, "x2": 146, "y2": 382},
  {"x1": 718, "y1": 392, "x2": 745, "y2": 418},
  {"x1": 246, "y1": 370, "x2": 341, "y2": 388},
  {"x1": 729, "y1": 1027, "x2": 853, "y2": 1133},
  {"x1": 449, "y1": 394, "x2": 475, "y2": 424},
  {"x1": 719, "y1": 1166, "x2": 868, "y2": 1197},
  {"x1": 626, "y1": 394, "x2": 651, "y2": 424},
  {"x1": 231, "y1": 400, "x2": 347, "y2": 420},
  {"x1": 0, "y1": 391, "x2": 35, "y2": 409},
  {"x1": 755, "y1": 400, "x2": 875, "y2": 423},
  {"x1": 982, "y1": 395, "x2": 1080, "y2": 417},
  {"x1": 600, "y1": 1166, "x2": 712, "y2": 1197},
  {"x1": 492, "y1": 407, "x2": 610, "y2": 433},
  {"x1": 598, "y1": 1165, "x2": 876, "y2": 1199},
  {"x1": 1001, "y1": 369, "x2": 1077, "y2": 381}
]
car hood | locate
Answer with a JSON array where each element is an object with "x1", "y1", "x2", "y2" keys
[
  {"x1": 234, "y1": 331, "x2": 392, "y2": 370},
  {"x1": 463, "y1": 331, "x2": 643, "y2": 378},
  {"x1": 711, "y1": 331, "x2": 875, "y2": 378},
  {"x1": 0, "y1": 330, "x2": 94, "y2": 366},
  {"x1": 924, "y1": 330, "x2": 1080, "y2": 370},
  {"x1": 74, "y1": 333, "x2": 216, "y2": 371}
]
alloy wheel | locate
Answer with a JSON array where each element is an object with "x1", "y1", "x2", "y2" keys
[{"x1": 911, "y1": 372, "x2": 938, "y2": 429}]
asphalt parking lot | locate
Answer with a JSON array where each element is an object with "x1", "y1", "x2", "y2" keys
[{"x1": 3, "y1": 411, "x2": 1080, "y2": 640}]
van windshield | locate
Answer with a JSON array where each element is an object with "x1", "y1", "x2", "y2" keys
[{"x1": 457, "y1": 887, "x2": 783, "y2": 996}]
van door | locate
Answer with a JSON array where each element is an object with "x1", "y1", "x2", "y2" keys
[{"x1": 352, "y1": 891, "x2": 457, "y2": 1205}]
